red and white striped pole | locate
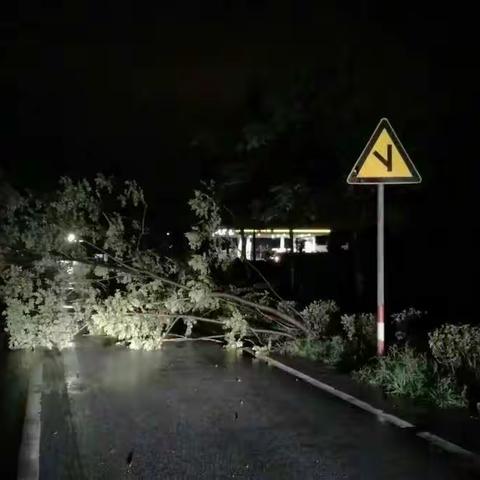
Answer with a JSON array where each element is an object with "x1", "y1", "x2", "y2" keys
[{"x1": 377, "y1": 184, "x2": 385, "y2": 356}]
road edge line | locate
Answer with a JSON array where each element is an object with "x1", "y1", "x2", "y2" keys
[
  {"x1": 17, "y1": 359, "x2": 43, "y2": 480},
  {"x1": 249, "y1": 351, "x2": 480, "y2": 465}
]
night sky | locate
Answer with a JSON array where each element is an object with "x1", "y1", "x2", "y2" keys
[
  {"x1": 2, "y1": 2, "x2": 479, "y2": 223},
  {"x1": 2, "y1": 1, "x2": 479, "y2": 319}
]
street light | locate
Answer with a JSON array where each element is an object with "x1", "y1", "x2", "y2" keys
[{"x1": 67, "y1": 233, "x2": 77, "y2": 243}]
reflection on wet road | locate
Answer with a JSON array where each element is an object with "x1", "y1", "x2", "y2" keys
[{"x1": 39, "y1": 337, "x2": 479, "y2": 479}]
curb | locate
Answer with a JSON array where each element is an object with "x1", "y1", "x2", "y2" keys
[
  {"x1": 248, "y1": 350, "x2": 480, "y2": 466},
  {"x1": 17, "y1": 360, "x2": 43, "y2": 480}
]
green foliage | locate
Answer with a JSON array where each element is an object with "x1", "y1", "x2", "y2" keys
[
  {"x1": 429, "y1": 324, "x2": 480, "y2": 375},
  {"x1": 279, "y1": 336, "x2": 345, "y2": 366},
  {"x1": 2, "y1": 265, "x2": 82, "y2": 350},
  {"x1": 258, "y1": 183, "x2": 316, "y2": 225},
  {"x1": 223, "y1": 307, "x2": 249, "y2": 349},
  {"x1": 0, "y1": 175, "x2": 160, "y2": 350},
  {"x1": 320, "y1": 336, "x2": 346, "y2": 366},
  {"x1": 355, "y1": 346, "x2": 467, "y2": 409},
  {"x1": 430, "y1": 375, "x2": 468, "y2": 409},
  {"x1": 391, "y1": 307, "x2": 425, "y2": 328},
  {"x1": 88, "y1": 280, "x2": 170, "y2": 351},
  {"x1": 277, "y1": 303, "x2": 376, "y2": 368},
  {"x1": 391, "y1": 308, "x2": 426, "y2": 342},
  {"x1": 340, "y1": 312, "x2": 376, "y2": 364},
  {"x1": 1, "y1": 175, "x2": 302, "y2": 352},
  {"x1": 252, "y1": 343, "x2": 272, "y2": 358},
  {"x1": 3, "y1": 175, "x2": 133, "y2": 256},
  {"x1": 341, "y1": 313, "x2": 376, "y2": 343},
  {"x1": 356, "y1": 346, "x2": 429, "y2": 396},
  {"x1": 241, "y1": 289, "x2": 276, "y2": 308},
  {"x1": 277, "y1": 299, "x2": 345, "y2": 365},
  {"x1": 187, "y1": 181, "x2": 235, "y2": 272},
  {"x1": 301, "y1": 299, "x2": 339, "y2": 339}
]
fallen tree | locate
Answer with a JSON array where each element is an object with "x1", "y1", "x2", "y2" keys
[{"x1": 0, "y1": 175, "x2": 309, "y2": 352}]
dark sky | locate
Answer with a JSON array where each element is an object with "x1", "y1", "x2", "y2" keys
[
  {"x1": 2, "y1": 1, "x2": 479, "y2": 226},
  {"x1": 2, "y1": 0, "x2": 479, "y2": 318}
]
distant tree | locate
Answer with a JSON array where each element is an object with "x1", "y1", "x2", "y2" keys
[{"x1": 258, "y1": 182, "x2": 316, "y2": 227}]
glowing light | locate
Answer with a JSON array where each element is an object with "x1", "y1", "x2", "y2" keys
[
  {"x1": 292, "y1": 228, "x2": 331, "y2": 234},
  {"x1": 67, "y1": 233, "x2": 77, "y2": 243},
  {"x1": 215, "y1": 228, "x2": 331, "y2": 235},
  {"x1": 214, "y1": 228, "x2": 237, "y2": 236},
  {"x1": 242, "y1": 228, "x2": 331, "y2": 234}
]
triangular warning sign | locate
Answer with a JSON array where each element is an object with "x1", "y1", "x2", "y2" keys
[{"x1": 347, "y1": 118, "x2": 421, "y2": 184}]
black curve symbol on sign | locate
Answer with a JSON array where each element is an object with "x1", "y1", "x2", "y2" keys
[{"x1": 373, "y1": 144, "x2": 392, "y2": 172}]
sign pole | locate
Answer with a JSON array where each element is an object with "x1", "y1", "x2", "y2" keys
[
  {"x1": 377, "y1": 184, "x2": 385, "y2": 356},
  {"x1": 347, "y1": 118, "x2": 421, "y2": 356}
]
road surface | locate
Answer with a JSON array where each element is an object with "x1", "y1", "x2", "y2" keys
[
  {"x1": 38, "y1": 336, "x2": 478, "y2": 479},
  {"x1": 0, "y1": 348, "x2": 31, "y2": 480}
]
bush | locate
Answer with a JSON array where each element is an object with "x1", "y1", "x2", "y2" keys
[
  {"x1": 341, "y1": 313, "x2": 376, "y2": 344},
  {"x1": 429, "y1": 374, "x2": 468, "y2": 409},
  {"x1": 356, "y1": 346, "x2": 429, "y2": 397},
  {"x1": 279, "y1": 308, "x2": 374, "y2": 369},
  {"x1": 391, "y1": 308, "x2": 426, "y2": 343},
  {"x1": 340, "y1": 313, "x2": 376, "y2": 365},
  {"x1": 300, "y1": 300, "x2": 339, "y2": 339},
  {"x1": 355, "y1": 346, "x2": 467, "y2": 408},
  {"x1": 321, "y1": 336, "x2": 346, "y2": 365},
  {"x1": 277, "y1": 300, "x2": 344, "y2": 366},
  {"x1": 278, "y1": 336, "x2": 345, "y2": 366},
  {"x1": 429, "y1": 324, "x2": 480, "y2": 375}
]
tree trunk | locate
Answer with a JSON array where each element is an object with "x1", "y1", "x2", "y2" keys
[
  {"x1": 289, "y1": 227, "x2": 295, "y2": 293},
  {"x1": 240, "y1": 228, "x2": 246, "y2": 261}
]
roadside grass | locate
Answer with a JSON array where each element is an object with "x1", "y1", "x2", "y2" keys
[
  {"x1": 354, "y1": 346, "x2": 467, "y2": 409},
  {"x1": 277, "y1": 302, "x2": 476, "y2": 410},
  {"x1": 278, "y1": 337, "x2": 344, "y2": 366}
]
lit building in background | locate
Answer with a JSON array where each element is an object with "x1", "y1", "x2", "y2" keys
[{"x1": 214, "y1": 228, "x2": 331, "y2": 261}]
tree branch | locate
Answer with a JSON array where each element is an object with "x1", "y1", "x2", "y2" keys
[
  {"x1": 163, "y1": 335, "x2": 224, "y2": 344},
  {"x1": 212, "y1": 292, "x2": 309, "y2": 334},
  {"x1": 3, "y1": 244, "x2": 308, "y2": 338},
  {"x1": 250, "y1": 328, "x2": 295, "y2": 339},
  {"x1": 243, "y1": 259, "x2": 304, "y2": 321},
  {"x1": 136, "y1": 204, "x2": 148, "y2": 252}
]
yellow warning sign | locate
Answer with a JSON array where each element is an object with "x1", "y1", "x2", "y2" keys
[{"x1": 347, "y1": 118, "x2": 421, "y2": 184}]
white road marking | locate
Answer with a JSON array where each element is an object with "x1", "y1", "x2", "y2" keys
[
  {"x1": 251, "y1": 351, "x2": 480, "y2": 466},
  {"x1": 17, "y1": 361, "x2": 43, "y2": 480}
]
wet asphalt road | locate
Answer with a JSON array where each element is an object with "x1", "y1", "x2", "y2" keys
[
  {"x1": 0, "y1": 348, "x2": 31, "y2": 480},
  {"x1": 39, "y1": 337, "x2": 479, "y2": 479}
]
